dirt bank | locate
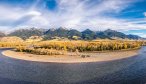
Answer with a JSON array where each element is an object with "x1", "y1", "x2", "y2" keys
[{"x1": 2, "y1": 50, "x2": 139, "y2": 63}]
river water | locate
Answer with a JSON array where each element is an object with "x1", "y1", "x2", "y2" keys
[{"x1": 0, "y1": 47, "x2": 146, "y2": 84}]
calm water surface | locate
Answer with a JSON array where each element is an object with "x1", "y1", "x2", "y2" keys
[{"x1": 0, "y1": 47, "x2": 146, "y2": 84}]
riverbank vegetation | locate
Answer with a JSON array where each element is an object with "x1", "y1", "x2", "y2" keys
[
  {"x1": 0, "y1": 35, "x2": 145, "y2": 56},
  {"x1": 14, "y1": 40, "x2": 145, "y2": 56}
]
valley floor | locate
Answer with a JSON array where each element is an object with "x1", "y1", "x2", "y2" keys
[{"x1": 2, "y1": 49, "x2": 139, "y2": 63}]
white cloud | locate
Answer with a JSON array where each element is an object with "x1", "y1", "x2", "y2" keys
[
  {"x1": 144, "y1": 12, "x2": 146, "y2": 16},
  {"x1": 0, "y1": 6, "x2": 22, "y2": 21},
  {"x1": 27, "y1": 11, "x2": 41, "y2": 16},
  {"x1": 0, "y1": 0, "x2": 145, "y2": 33},
  {"x1": 130, "y1": 32, "x2": 146, "y2": 38}
]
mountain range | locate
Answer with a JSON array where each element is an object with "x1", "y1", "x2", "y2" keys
[
  {"x1": 44, "y1": 28, "x2": 143, "y2": 40},
  {"x1": 1, "y1": 27, "x2": 143, "y2": 40}
]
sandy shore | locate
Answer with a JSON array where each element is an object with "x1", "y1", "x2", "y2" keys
[{"x1": 2, "y1": 50, "x2": 139, "y2": 63}]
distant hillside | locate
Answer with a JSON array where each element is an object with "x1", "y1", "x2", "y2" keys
[
  {"x1": 81, "y1": 29, "x2": 96, "y2": 40},
  {"x1": 126, "y1": 34, "x2": 141, "y2": 40},
  {"x1": 8, "y1": 28, "x2": 44, "y2": 39},
  {"x1": 44, "y1": 27, "x2": 82, "y2": 39},
  {"x1": 44, "y1": 27, "x2": 69, "y2": 39},
  {"x1": 0, "y1": 36, "x2": 23, "y2": 42},
  {"x1": 102, "y1": 29, "x2": 127, "y2": 39},
  {"x1": 7, "y1": 27, "x2": 143, "y2": 40},
  {"x1": 95, "y1": 29, "x2": 142, "y2": 40},
  {"x1": 0, "y1": 31, "x2": 5, "y2": 37}
]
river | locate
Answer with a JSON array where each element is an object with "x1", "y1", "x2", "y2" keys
[{"x1": 0, "y1": 47, "x2": 146, "y2": 84}]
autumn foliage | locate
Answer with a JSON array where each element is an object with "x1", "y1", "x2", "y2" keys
[
  {"x1": 13, "y1": 40, "x2": 144, "y2": 55},
  {"x1": 0, "y1": 39, "x2": 145, "y2": 55}
]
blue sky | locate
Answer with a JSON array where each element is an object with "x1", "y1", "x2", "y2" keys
[{"x1": 0, "y1": 0, "x2": 146, "y2": 37}]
